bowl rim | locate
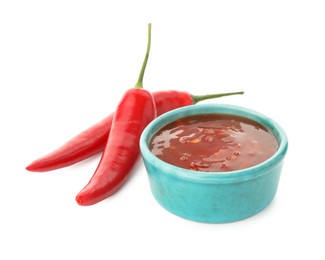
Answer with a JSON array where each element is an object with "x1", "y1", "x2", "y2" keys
[{"x1": 140, "y1": 103, "x2": 288, "y2": 184}]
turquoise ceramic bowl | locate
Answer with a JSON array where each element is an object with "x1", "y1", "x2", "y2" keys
[{"x1": 140, "y1": 104, "x2": 288, "y2": 223}]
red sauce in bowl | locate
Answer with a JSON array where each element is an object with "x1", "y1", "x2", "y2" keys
[{"x1": 149, "y1": 114, "x2": 278, "y2": 172}]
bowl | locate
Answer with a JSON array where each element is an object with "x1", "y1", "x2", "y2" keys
[{"x1": 140, "y1": 104, "x2": 288, "y2": 223}]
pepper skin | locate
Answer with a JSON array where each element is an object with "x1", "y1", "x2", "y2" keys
[
  {"x1": 75, "y1": 23, "x2": 156, "y2": 205},
  {"x1": 76, "y1": 88, "x2": 156, "y2": 205},
  {"x1": 26, "y1": 90, "x2": 243, "y2": 172}
]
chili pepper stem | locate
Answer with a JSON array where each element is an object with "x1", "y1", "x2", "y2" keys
[
  {"x1": 134, "y1": 23, "x2": 151, "y2": 89},
  {"x1": 191, "y1": 91, "x2": 244, "y2": 104}
]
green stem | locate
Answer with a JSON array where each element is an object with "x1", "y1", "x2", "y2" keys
[
  {"x1": 191, "y1": 91, "x2": 244, "y2": 104},
  {"x1": 134, "y1": 23, "x2": 151, "y2": 89}
]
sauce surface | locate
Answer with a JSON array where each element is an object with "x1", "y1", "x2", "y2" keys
[{"x1": 149, "y1": 114, "x2": 278, "y2": 172}]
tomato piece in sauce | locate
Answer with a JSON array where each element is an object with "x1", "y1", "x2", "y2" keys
[{"x1": 149, "y1": 114, "x2": 278, "y2": 172}]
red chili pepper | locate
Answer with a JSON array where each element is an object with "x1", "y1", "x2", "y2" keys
[
  {"x1": 26, "y1": 90, "x2": 243, "y2": 172},
  {"x1": 75, "y1": 23, "x2": 156, "y2": 206}
]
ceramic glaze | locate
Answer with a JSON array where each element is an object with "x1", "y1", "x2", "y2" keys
[{"x1": 140, "y1": 104, "x2": 288, "y2": 223}]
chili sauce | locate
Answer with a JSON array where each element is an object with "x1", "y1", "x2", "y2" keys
[{"x1": 149, "y1": 114, "x2": 278, "y2": 172}]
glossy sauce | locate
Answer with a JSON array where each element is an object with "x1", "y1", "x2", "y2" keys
[{"x1": 149, "y1": 114, "x2": 278, "y2": 172}]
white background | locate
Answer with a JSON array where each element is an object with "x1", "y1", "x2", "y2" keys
[{"x1": 1, "y1": 0, "x2": 324, "y2": 259}]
